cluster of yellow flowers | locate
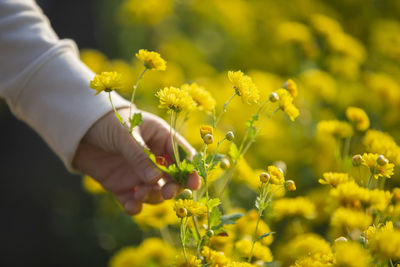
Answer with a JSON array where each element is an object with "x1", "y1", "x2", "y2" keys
[{"x1": 79, "y1": 0, "x2": 400, "y2": 265}]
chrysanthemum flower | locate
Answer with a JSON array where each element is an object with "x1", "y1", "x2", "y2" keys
[
  {"x1": 136, "y1": 49, "x2": 166, "y2": 71},
  {"x1": 282, "y1": 78, "x2": 298, "y2": 97},
  {"x1": 272, "y1": 197, "x2": 316, "y2": 219},
  {"x1": 346, "y1": 106, "x2": 370, "y2": 131},
  {"x1": 201, "y1": 246, "x2": 231, "y2": 266},
  {"x1": 276, "y1": 89, "x2": 299, "y2": 121},
  {"x1": 267, "y1": 165, "x2": 285, "y2": 185},
  {"x1": 317, "y1": 120, "x2": 353, "y2": 139},
  {"x1": 235, "y1": 239, "x2": 273, "y2": 262},
  {"x1": 181, "y1": 83, "x2": 216, "y2": 112},
  {"x1": 319, "y1": 172, "x2": 351, "y2": 187},
  {"x1": 367, "y1": 221, "x2": 400, "y2": 260},
  {"x1": 175, "y1": 254, "x2": 201, "y2": 267},
  {"x1": 331, "y1": 207, "x2": 372, "y2": 231},
  {"x1": 89, "y1": 72, "x2": 123, "y2": 95},
  {"x1": 228, "y1": 70, "x2": 260, "y2": 104},
  {"x1": 361, "y1": 153, "x2": 394, "y2": 179},
  {"x1": 156, "y1": 87, "x2": 196, "y2": 112},
  {"x1": 174, "y1": 199, "x2": 207, "y2": 217},
  {"x1": 334, "y1": 241, "x2": 371, "y2": 267}
]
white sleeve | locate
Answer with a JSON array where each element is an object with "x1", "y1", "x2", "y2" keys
[{"x1": 0, "y1": 0, "x2": 130, "y2": 172}]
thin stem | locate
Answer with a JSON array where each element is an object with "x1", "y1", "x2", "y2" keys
[
  {"x1": 180, "y1": 218, "x2": 189, "y2": 267},
  {"x1": 170, "y1": 111, "x2": 180, "y2": 166},
  {"x1": 248, "y1": 214, "x2": 261, "y2": 263},
  {"x1": 213, "y1": 92, "x2": 236, "y2": 128},
  {"x1": 173, "y1": 111, "x2": 180, "y2": 164},
  {"x1": 108, "y1": 92, "x2": 129, "y2": 130},
  {"x1": 367, "y1": 171, "x2": 374, "y2": 189},
  {"x1": 129, "y1": 67, "x2": 147, "y2": 120},
  {"x1": 207, "y1": 138, "x2": 226, "y2": 171}
]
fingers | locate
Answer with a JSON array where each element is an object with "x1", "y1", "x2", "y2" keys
[
  {"x1": 162, "y1": 181, "x2": 182, "y2": 199},
  {"x1": 116, "y1": 191, "x2": 143, "y2": 215},
  {"x1": 134, "y1": 184, "x2": 164, "y2": 204},
  {"x1": 119, "y1": 128, "x2": 163, "y2": 184},
  {"x1": 186, "y1": 172, "x2": 202, "y2": 190}
]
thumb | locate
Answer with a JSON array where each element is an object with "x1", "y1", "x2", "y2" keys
[{"x1": 118, "y1": 126, "x2": 162, "y2": 184}]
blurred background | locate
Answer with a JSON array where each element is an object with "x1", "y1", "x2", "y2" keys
[{"x1": 1, "y1": 0, "x2": 400, "y2": 266}]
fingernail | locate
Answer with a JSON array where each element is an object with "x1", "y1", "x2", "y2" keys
[{"x1": 144, "y1": 166, "x2": 162, "y2": 183}]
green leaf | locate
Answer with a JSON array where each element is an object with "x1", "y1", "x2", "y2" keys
[
  {"x1": 258, "y1": 232, "x2": 275, "y2": 241},
  {"x1": 207, "y1": 198, "x2": 221, "y2": 209},
  {"x1": 192, "y1": 153, "x2": 207, "y2": 179},
  {"x1": 219, "y1": 212, "x2": 244, "y2": 226},
  {"x1": 178, "y1": 145, "x2": 189, "y2": 161},
  {"x1": 209, "y1": 207, "x2": 222, "y2": 229},
  {"x1": 130, "y1": 112, "x2": 142, "y2": 131},
  {"x1": 255, "y1": 197, "x2": 261, "y2": 211},
  {"x1": 228, "y1": 143, "x2": 240, "y2": 161},
  {"x1": 206, "y1": 153, "x2": 225, "y2": 171},
  {"x1": 167, "y1": 160, "x2": 195, "y2": 185}
]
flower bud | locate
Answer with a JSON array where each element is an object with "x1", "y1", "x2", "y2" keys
[
  {"x1": 352, "y1": 154, "x2": 362, "y2": 166},
  {"x1": 203, "y1": 134, "x2": 214, "y2": 145},
  {"x1": 269, "y1": 92, "x2": 279, "y2": 103},
  {"x1": 377, "y1": 155, "x2": 388, "y2": 166},
  {"x1": 220, "y1": 158, "x2": 231, "y2": 169},
  {"x1": 179, "y1": 189, "x2": 193, "y2": 200},
  {"x1": 176, "y1": 207, "x2": 188, "y2": 218},
  {"x1": 259, "y1": 172, "x2": 270, "y2": 184},
  {"x1": 334, "y1": 236, "x2": 348, "y2": 243},
  {"x1": 200, "y1": 125, "x2": 213, "y2": 138},
  {"x1": 206, "y1": 230, "x2": 214, "y2": 237},
  {"x1": 225, "y1": 131, "x2": 235, "y2": 141},
  {"x1": 285, "y1": 180, "x2": 296, "y2": 191}
]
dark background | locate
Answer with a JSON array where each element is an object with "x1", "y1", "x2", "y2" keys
[{"x1": 0, "y1": 1, "x2": 111, "y2": 266}]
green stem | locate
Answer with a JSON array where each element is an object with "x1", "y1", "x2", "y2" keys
[
  {"x1": 129, "y1": 67, "x2": 147, "y2": 120},
  {"x1": 248, "y1": 214, "x2": 261, "y2": 263},
  {"x1": 367, "y1": 172, "x2": 374, "y2": 189},
  {"x1": 213, "y1": 92, "x2": 237, "y2": 128},
  {"x1": 108, "y1": 92, "x2": 129, "y2": 130},
  {"x1": 180, "y1": 218, "x2": 189, "y2": 267},
  {"x1": 173, "y1": 111, "x2": 180, "y2": 164},
  {"x1": 207, "y1": 138, "x2": 226, "y2": 172},
  {"x1": 170, "y1": 111, "x2": 180, "y2": 166}
]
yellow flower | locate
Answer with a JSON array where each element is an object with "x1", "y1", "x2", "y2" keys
[
  {"x1": 334, "y1": 242, "x2": 370, "y2": 267},
  {"x1": 228, "y1": 262, "x2": 255, "y2": 267},
  {"x1": 136, "y1": 49, "x2": 166, "y2": 71},
  {"x1": 363, "y1": 130, "x2": 400, "y2": 165},
  {"x1": 174, "y1": 199, "x2": 207, "y2": 217},
  {"x1": 109, "y1": 247, "x2": 142, "y2": 267},
  {"x1": 267, "y1": 165, "x2": 285, "y2": 185},
  {"x1": 89, "y1": 72, "x2": 123, "y2": 95},
  {"x1": 82, "y1": 175, "x2": 105, "y2": 194},
  {"x1": 331, "y1": 207, "x2": 372, "y2": 231},
  {"x1": 133, "y1": 200, "x2": 178, "y2": 229},
  {"x1": 282, "y1": 79, "x2": 298, "y2": 97},
  {"x1": 346, "y1": 106, "x2": 370, "y2": 131},
  {"x1": 181, "y1": 83, "x2": 216, "y2": 112},
  {"x1": 137, "y1": 238, "x2": 175, "y2": 266},
  {"x1": 317, "y1": 120, "x2": 353, "y2": 139},
  {"x1": 361, "y1": 153, "x2": 394, "y2": 179},
  {"x1": 80, "y1": 49, "x2": 108, "y2": 74},
  {"x1": 201, "y1": 246, "x2": 231, "y2": 267},
  {"x1": 367, "y1": 221, "x2": 400, "y2": 260},
  {"x1": 228, "y1": 70, "x2": 260, "y2": 104},
  {"x1": 200, "y1": 125, "x2": 213, "y2": 138},
  {"x1": 156, "y1": 86, "x2": 196, "y2": 112},
  {"x1": 292, "y1": 253, "x2": 334, "y2": 267},
  {"x1": 175, "y1": 254, "x2": 202, "y2": 267},
  {"x1": 273, "y1": 197, "x2": 316, "y2": 220},
  {"x1": 276, "y1": 89, "x2": 299, "y2": 121},
  {"x1": 318, "y1": 172, "x2": 351, "y2": 187},
  {"x1": 278, "y1": 233, "x2": 333, "y2": 266},
  {"x1": 235, "y1": 239, "x2": 273, "y2": 262}
]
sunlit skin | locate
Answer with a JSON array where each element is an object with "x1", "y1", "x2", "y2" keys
[{"x1": 73, "y1": 108, "x2": 200, "y2": 215}]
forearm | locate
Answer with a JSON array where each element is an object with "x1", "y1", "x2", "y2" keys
[{"x1": 0, "y1": 0, "x2": 129, "y2": 171}]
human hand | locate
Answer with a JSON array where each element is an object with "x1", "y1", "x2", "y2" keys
[{"x1": 72, "y1": 108, "x2": 201, "y2": 215}]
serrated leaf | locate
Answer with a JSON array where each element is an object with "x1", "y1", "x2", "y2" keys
[
  {"x1": 228, "y1": 143, "x2": 240, "y2": 161},
  {"x1": 130, "y1": 112, "x2": 142, "y2": 131},
  {"x1": 167, "y1": 160, "x2": 195, "y2": 185},
  {"x1": 207, "y1": 198, "x2": 221, "y2": 209},
  {"x1": 193, "y1": 153, "x2": 207, "y2": 179},
  {"x1": 219, "y1": 212, "x2": 244, "y2": 226},
  {"x1": 178, "y1": 145, "x2": 189, "y2": 161},
  {"x1": 209, "y1": 207, "x2": 222, "y2": 229},
  {"x1": 258, "y1": 232, "x2": 275, "y2": 240}
]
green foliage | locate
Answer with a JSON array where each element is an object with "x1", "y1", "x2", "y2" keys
[{"x1": 129, "y1": 112, "x2": 142, "y2": 131}]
